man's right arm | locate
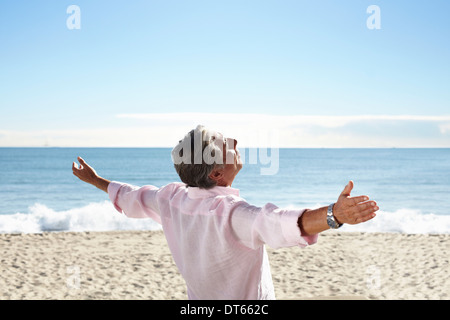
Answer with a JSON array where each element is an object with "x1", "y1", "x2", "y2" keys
[{"x1": 298, "y1": 181, "x2": 379, "y2": 236}]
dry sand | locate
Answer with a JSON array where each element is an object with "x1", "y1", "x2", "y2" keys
[{"x1": 0, "y1": 230, "x2": 448, "y2": 300}]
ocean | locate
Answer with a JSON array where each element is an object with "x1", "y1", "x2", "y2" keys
[{"x1": 0, "y1": 147, "x2": 449, "y2": 234}]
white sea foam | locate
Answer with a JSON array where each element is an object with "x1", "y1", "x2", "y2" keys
[
  {"x1": 0, "y1": 202, "x2": 449, "y2": 234},
  {"x1": 339, "y1": 208, "x2": 450, "y2": 234},
  {"x1": 0, "y1": 201, "x2": 162, "y2": 234}
]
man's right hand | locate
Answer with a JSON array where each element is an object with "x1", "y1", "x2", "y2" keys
[{"x1": 332, "y1": 180, "x2": 379, "y2": 225}]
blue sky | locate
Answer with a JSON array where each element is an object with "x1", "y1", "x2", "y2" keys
[{"x1": 0, "y1": 0, "x2": 449, "y2": 147}]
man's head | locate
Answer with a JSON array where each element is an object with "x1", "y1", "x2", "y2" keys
[{"x1": 171, "y1": 125, "x2": 242, "y2": 189}]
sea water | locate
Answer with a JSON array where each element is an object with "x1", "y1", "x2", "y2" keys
[{"x1": 0, "y1": 147, "x2": 449, "y2": 234}]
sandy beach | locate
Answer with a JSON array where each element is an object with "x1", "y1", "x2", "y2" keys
[{"x1": 0, "y1": 230, "x2": 448, "y2": 300}]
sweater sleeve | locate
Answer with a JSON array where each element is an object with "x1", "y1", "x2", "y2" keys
[
  {"x1": 107, "y1": 181, "x2": 162, "y2": 224},
  {"x1": 230, "y1": 201, "x2": 318, "y2": 250}
]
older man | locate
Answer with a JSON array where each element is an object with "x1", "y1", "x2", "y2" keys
[{"x1": 72, "y1": 125, "x2": 379, "y2": 300}]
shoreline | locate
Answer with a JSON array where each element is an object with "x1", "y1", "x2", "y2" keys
[{"x1": 0, "y1": 230, "x2": 448, "y2": 300}]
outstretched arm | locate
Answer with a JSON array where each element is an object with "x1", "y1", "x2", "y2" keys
[
  {"x1": 72, "y1": 157, "x2": 110, "y2": 193},
  {"x1": 298, "y1": 181, "x2": 379, "y2": 236}
]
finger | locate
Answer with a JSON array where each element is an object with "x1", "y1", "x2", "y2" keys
[
  {"x1": 355, "y1": 212, "x2": 376, "y2": 224},
  {"x1": 340, "y1": 180, "x2": 354, "y2": 197},
  {"x1": 357, "y1": 200, "x2": 377, "y2": 209},
  {"x1": 353, "y1": 201, "x2": 378, "y2": 214},
  {"x1": 72, "y1": 162, "x2": 80, "y2": 171},
  {"x1": 72, "y1": 163, "x2": 81, "y2": 177},
  {"x1": 358, "y1": 205, "x2": 379, "y2": 217},
  {"x1": 347, "y1": 205, "x2": 376, "y2": 223},
  {"x1": 354, "y1": 204, "x2": 379, "y2": 220},
  {"x1": 348, "y1": 195, "x2": 370, "y2": 206},
  {"x1": 78, "y1": 157, "x2": 92, "y2": 170},
  {"x1": 344, "y1": 202, "x2": 378, "y2": 223}
]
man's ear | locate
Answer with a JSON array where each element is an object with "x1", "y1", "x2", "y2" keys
[{"x1": 208, "y1": 168, "x2": 224, "y2": 182}]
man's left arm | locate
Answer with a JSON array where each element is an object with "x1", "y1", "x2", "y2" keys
[
  {"x1": 72, "y1": 157, "x2": 163, "y2": 223},
  {"x1": 72, "y1": 157, "x2": 110, "y2": 193}
]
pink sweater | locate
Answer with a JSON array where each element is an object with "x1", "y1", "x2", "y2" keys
[{"x1": 108, "y1": 181, "x2": 318, "y2": 300}]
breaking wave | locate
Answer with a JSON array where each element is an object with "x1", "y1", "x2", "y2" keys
[{"x1": 0, "y1": 202, "x2": 449, "y2": 234}]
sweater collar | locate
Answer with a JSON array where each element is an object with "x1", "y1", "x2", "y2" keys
[{"x1": 187, "y1": 185, "x2": 240, "y2": 199}]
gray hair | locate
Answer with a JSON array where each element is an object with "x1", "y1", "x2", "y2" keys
[{"x1": 171, "y1": 125, "x2": 225, "y2": 189}]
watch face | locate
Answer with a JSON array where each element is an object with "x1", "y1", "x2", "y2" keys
[
  {"x1": 327, "y1": 215, "x2": 339, "y2": 229},
  {"x1": 327, "y1": 203, "x2": 341, "y2": 229}
]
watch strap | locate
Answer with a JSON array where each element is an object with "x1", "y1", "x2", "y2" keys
[{"x1": 327, "y1": 203, "x2": 343, "y2": 229}]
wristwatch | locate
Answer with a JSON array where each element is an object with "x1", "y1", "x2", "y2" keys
[{"x1": 327, "y1": 203, "x2": 343, "y2": 229}]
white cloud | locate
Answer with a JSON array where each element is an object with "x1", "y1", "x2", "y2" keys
[
  {"x1": 0, "y1": 128, "x2": 184, "y2": 147},
  {"x1": 2, "y1": 113, "x2": 450, "y2": 147},
  {"x1": 114, "y1": 113, "x2": 450, "y2": 147},
  {"x1": 116, "y1": 113, "x2": 450, "y2": 128},
  {"x1": 439, "y1": 123, "x2": 450, "y2": 134}
]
